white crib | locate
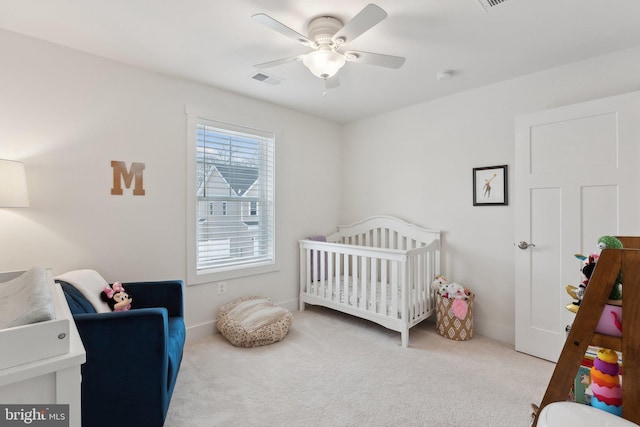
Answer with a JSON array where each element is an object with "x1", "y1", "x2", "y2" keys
[{"x1": 299, "y1": 215, "x2": 441, "y2": 347}]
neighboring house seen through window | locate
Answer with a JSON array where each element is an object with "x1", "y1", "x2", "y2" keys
[{"x1": 193, "y1": 119, "x2": 275, "y2": 277}]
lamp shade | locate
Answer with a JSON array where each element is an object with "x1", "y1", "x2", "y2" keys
[{"x1": 0, "y1": 159, "x2": 29, "y2": 207}]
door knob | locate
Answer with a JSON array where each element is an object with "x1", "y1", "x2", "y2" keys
[{"x1": 517, "y1": 241, "x2": 535, "y2": 250}]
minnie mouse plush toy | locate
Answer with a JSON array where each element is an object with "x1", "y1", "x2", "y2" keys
[{"x1": 101, "y1": 282, "x2": 133, "y2": 311}]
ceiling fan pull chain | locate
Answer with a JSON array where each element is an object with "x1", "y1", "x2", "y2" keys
[{"x1": 323, "y1": 79, "x2": 328, "y2": 97}]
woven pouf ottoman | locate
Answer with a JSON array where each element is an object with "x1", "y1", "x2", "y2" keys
[{"x1": 217, "y1": 296, "x2": 293, "y2": 347}]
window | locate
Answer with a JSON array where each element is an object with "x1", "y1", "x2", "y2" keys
[{"x1": 188, "y1": 113, "x2": 275, "y2": 282}]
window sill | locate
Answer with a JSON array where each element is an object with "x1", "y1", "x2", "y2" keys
[{"x1": 187, "y1": 261, "x2": 279, "y2": 286}]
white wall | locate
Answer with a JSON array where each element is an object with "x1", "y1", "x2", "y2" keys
[
  {"x1": 0, "y1": 29, "x2": 343, "y2": 339},
  {"x1": 3, "y1": 27, "x2": 640, "y2": 346},
  {"x1": 342, "y1": 46, "x2": 640, "y2": 344}
]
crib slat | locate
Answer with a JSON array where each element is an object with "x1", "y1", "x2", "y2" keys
[
  {"x1": 361, "y1": 255, "x2": 367, "y2": 309},
  {"x1": 424, "y1": 251, "x2": 429, "y2": 310},
  {"x1": 407, "y1": 256, "x2": 415, "y2": 321},
  {"x1": 343, "y1": 252, "x2": 349, "y2": 304},
  {"x1": 406, "y1": 252, "x2": 420, "y2": 320},
  {"x1": 409, "y1": 253, "x2": 416, "y2": 319},
  {"x1": 424, "y1": 251, "x2": 430, "y2": 311},
  {"x1": 391, "y1": 262, "x2": 398, "y2": 319},
  {"x1": 334, "y1": 252, "x2": 340, "y2": 303},
  {"x1": 306, "y1": 248, "x2": 312, "y2": 293},
  {"x1": 319, "y1": 249, "x2": 325, "y2": 283},
  {"x1": 351, "y1": 254, "x2": 358, "y2": 306},
  {"x1": 430, "y1": 250, "x2": 436, "y2": 309},
  {"x1": 327, "y1": 249, "x2": 333, "y2": 300},
  {"x1": 420, "y1": 255, "x2": 425, "y2": 314},
  {"x1": 319, "y1": 249, "x2": 326, "y2": 298},
  {"x1": 424, "y1": 252, "x2": 431, "y2": 311},
  {"x1": 398, "y1": 261, "x2": 404, "y2": 320},
  {"x1": 413, "y1": 253, "x2": 420, "y2": 318},
  {"x1": 370, "y1": 257, "x2": 378, "y2": 313},
  {"x1": 381, "y1": 259, "x2": 388, "y2": 316},
  {"x1": 419, "y1": 253, "x2": 425, "y2": 314}
]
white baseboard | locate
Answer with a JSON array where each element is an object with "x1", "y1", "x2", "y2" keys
[
  {"x1": 474, "y1": 320, "x2": 514, "y2": 346},
  {"x1": 186, "y1": 321, "x2": 216, "y2": 342},
  {"x1": 278, "y1": 298, "x2": 298, "y2": 313}
]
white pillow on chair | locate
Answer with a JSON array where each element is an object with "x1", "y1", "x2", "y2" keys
[{"x1": 55, "y1": 269, "x2": 112, "y2": 313}]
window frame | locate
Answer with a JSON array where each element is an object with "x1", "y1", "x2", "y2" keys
[{"x1": 186, "y1": 106, "x2": 277, "y2": 285}]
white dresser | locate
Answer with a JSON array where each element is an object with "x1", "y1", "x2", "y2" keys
[{"x1": 0, "y1": 269, "x2": 85, "y2": 427}]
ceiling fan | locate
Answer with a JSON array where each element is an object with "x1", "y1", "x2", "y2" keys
[{"x1": 251, "y1": 3, "x2": 405, "y2": 90}]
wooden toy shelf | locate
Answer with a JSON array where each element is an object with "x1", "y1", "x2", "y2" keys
[{"x1": 533, "y1": 237, "x2": 640, "y2": 426}]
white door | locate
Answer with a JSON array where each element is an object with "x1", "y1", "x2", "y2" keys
[{"x1": 514, "y1": 91, "x2": 640, "y2": 362}]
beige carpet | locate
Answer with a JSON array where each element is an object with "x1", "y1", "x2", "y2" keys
[{"x1": 165, "y1": 306, "x2": 555, "y2": 427}]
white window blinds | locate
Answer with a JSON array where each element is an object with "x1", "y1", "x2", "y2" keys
[{"x1": 195, "y1": 120, "x2": 274, "y2": 273}]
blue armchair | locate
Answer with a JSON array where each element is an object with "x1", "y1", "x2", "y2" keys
[{"x1": 57, "y1": 279, "x2": 186, "y2": 427}]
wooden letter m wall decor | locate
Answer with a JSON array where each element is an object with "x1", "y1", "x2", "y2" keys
[{"x1": 111, "y1": 161, "x2": 146, "y2": 196}]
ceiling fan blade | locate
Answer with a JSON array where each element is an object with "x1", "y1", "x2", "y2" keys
[
  {"x1": 253, "y1": 55, "x2": 304, "y2": 69},
  {"x1": 251, "y1": 13, "x2": 314, "y2": 47},
  {"x1": 332, "y1": 4, "x2": 387, "y2": 45},
  {"x1": 344, "y1": 50, "x2": 405, "y2": 69}
]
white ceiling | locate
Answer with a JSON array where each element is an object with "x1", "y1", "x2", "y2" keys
[{"x1": 1, "y1": 0, "x2": 639, "y2": 123}]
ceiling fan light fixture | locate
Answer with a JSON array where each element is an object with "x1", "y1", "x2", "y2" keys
[{"x1": 302, "y1": 47, "x2": 346, "y2": 79}]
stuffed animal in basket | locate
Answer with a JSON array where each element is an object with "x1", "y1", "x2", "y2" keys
[
  {"x1": 101, "y1": 282, "x2": 133, "y2": 311},
  {"x1": 431, "y1": 275, "x2": 469, "y2": 299},
  {"x1": 444, "y1": 282, "x2": 468, "y2": 300},
  {"x1": 445, "y1": 283, "x2": 471, "y2": 319},
  {"x1": 566, "y1": 235, "x2": 623, "y2": 313},
  {"x1": 432, "y1": 276, "x2": 471, "y2": 320},
  {"x1": 431, "y1": 275, "x2": 448, "y2": 294}
]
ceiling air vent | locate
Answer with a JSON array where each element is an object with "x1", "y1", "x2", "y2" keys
[
  {"x1": 250, "y1": 72, "x2": 282, "y2": 85},
  {"x1": 477, "y1": 0, "x2": 509, "y2": 12}
]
